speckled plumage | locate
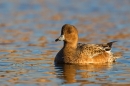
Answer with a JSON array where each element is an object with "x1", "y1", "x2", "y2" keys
[{"x1": 55, "y1": 24, "x2": 118, "y2": 64}]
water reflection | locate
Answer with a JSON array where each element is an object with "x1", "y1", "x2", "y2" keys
[
  {"x1": 55, "y1": 63, "x2": 113, "y2": 84},
  {"x1": 0, "y1": 0, "x2": 130, "y2": 85}
]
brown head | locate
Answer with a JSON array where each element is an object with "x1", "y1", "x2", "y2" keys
[{"x1": 55, "y1": 24, "x2": 78, "y2": 47}]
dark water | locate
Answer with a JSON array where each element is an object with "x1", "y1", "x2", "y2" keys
[{"x1": 0, "y1": 0, "x2": 130, "y2": 86}]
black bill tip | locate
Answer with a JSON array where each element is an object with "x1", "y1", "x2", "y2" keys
[{"x1": 55, "y1": 39, "x2": 59, "y2": 42}]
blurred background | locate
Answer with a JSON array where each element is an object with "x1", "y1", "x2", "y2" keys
[{"x1": 0, "y1": 0, "x2": 130, "y2": 86}]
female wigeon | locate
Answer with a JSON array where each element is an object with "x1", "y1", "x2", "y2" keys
[{"x1": 55, "y1": 24, "x2": 118, "y2": 64}]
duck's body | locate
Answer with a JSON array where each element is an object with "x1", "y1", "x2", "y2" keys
[{"x1": 55, "y1": 24, "x2": 118, "y2": 64}]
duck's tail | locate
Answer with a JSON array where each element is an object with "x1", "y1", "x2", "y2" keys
[
  {"x1": 107, "y1": 41, "x2": 117, "y2": 48},
  {"x1": 104, "y1": 41, "x2": 117, "y2": 51}
]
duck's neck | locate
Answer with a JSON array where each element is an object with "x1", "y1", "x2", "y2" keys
[
  {"x1": 63, "y1": 42, "x2": 77, "y2": 58},
  {"x1": 62, "y1": 39, "x2": 78, "y2": 63},
  {"x1": 62, "y1": 41, "x2": 77, "y2": 61},
  {"x1": 63, "y1": 41, "x2": 77, "y2": 49}
]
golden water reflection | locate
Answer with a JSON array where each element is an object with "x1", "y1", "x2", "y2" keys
[{"x1": 55, "y1": 63, "x2": 113, "y2": 84}]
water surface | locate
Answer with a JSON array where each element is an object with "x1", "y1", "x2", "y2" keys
[{"x1": 0, "y1": 0, "x2": 130, "y2": 86}]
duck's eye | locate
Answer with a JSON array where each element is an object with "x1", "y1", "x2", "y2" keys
[{"x1": 67, "y1": 29, "x2": 73, "y2": 34}]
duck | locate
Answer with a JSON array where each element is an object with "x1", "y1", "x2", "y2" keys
[{"x1": 55, "y1": 24, "x2": 118, "y2": 64}]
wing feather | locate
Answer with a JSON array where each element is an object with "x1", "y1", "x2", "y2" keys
[{"x1": 77, "y1": 41, "x2": 116, "y2": 58}]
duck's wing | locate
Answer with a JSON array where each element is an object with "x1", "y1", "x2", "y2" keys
[{"x1": 77, "y1": 41, "x2": 117, "y2": 58}]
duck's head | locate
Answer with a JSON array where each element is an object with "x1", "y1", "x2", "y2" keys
[{"x1": 55, "y1": 24, "x2": 78, "y2": 44}]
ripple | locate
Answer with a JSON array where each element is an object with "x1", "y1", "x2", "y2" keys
[{"x1": 0, "y1": 0, "x2": 130, "y2": 86}]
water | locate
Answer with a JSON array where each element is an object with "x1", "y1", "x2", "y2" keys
[{"x1": 0, "y1": 0, "x2": 130, "y2": 86}]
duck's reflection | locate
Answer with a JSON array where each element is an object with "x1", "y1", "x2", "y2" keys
[{"x1": 55, "y1": 63, "x2": 113, "y2": 83}]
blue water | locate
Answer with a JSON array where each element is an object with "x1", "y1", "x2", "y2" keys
[{"x1": 0, "y1": 0, "x2": 130, "y2": 86}]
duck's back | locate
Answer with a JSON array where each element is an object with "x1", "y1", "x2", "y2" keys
[{"x1": 75, "y1": 43, "x2": 115, "y2": 64}]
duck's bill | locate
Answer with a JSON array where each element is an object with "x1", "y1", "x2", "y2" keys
[{"x1": 55, "y1": 35, "x2": 65, "y2": 42}]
